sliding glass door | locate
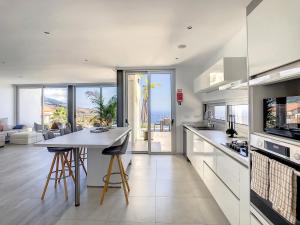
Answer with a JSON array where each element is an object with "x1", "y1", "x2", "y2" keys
[
  {"x1": 149, "y1": 72, "x2": 173, "y2": 153},
  {"x1": 126, "y1": 70, "x2": 174, "y2": 154}
]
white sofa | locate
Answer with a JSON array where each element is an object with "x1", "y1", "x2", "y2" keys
[
  {"x1": 0, "y1": 118, "x2": 32, "y2": 143},
  {"x1": 0, "y1": 133, "x2": 5, "y2": 147},
  {"x1": 10, "y1": 131, "x2": 43, "y2": 145}
]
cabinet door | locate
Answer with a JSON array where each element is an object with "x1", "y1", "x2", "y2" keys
[
  {"x1": 247, "y1": 0, "x2": 300, "y2": 76},
  {"x1": 250, "y1": 214, "x2": 262, "y2": 225},
  {"x1": 216, "y1": 150, "x2": 240, "y2": 197},
  {"x1": 203, "y1": 163, "x2": 240, "y2": 225},
  {"x1": 202, "y1": 141, "x2": 217, "y2": 172},
  {"x1": 192, "y1": 134, "x2": 204, "y2": 178},
  {"x1": 186, "y1": 129, "x2": 193, "y2": 159}
]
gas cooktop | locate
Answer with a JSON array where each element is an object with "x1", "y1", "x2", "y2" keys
[{"x1": 225, "y1": 140, "x2": 248, "y2": 157}]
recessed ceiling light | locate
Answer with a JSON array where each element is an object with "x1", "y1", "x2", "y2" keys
[
  {"x1": 44, "y1": 31, "x2": 50, "y2": 35},
  {"x1": 187, "y1": 26, "x2": 193, "y2": 30},
  {"x1": 17, "y1": 75, "x2": 23, "y2": 78},
  {"x1": 175, "y1": 57, "x2": 179, "y2": 60},
  {"x1": 84, "y1": 59, "x2": 88, "y2": 62},
  {"x1": 178, "y1": 44, "x2": 187, "y2": 49},
  {"x1": 2, "y1": 61, "x2": 5, "y2": 64}
]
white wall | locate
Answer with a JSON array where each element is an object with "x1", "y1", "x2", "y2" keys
[
  {"x1": 0, "y1": 84, "x2": 15, "y2": 125},
  {"x1": 174, "y1": 66, "x2": 203, "y2": 153},
  {"x1": 174, "y1": 26, "x2": 248, "y2": 153}
]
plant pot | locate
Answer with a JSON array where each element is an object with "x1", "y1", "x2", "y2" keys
[{"x1": 144, "y1": 130, "x2": 148, "y2": 141}]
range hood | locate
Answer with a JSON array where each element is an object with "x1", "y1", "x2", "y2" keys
[
  {"x1": 218, "y1": 80, "x2": 248, "y2": 91},
  {"x1": 249, "y1": 61, "x2": 300, "y2": 86},
  {"x1": 194, "y1": 57, "x2": 247, "y2": 93}
]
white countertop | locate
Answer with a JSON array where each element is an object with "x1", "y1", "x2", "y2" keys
[
  {"x1": 35, "y1": 127, "x2": 131, "y2": 148},
  {"x1": 184, "y1": 125, "x2": 249, "y2": 167}
]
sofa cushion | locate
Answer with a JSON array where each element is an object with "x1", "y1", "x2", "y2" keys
[
  {"x1": 13, "y1": 124, "x2": 25, "y2": 129},
  {"x1": 0, "y1": 118, "x2": 9, "y2": 131}
]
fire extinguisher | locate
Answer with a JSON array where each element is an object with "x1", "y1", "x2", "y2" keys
[{"x1": 176, "y1": 89, "x2": 183, "y2": 105}]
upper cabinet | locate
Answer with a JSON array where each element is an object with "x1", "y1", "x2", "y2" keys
[
  {"x1": 247, "y1": 0, "x2": 300, "y2": 77},
  {"x1": 194, "y1": 57, "x2": 247, "y2": 93}
]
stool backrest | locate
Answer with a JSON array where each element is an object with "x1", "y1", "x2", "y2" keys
[
  {"x1": 120, "y1": 133, "x2": 130, "y2": 154},
  {"x1": 60, "y1": 127, "x2": 72, "y2": 136},
  {"x1": 43, "y1": 131, "x2": 55, "y2": 140},
  {"x1": 76, "y1": 125, "x2": 83, "y2": 131}
]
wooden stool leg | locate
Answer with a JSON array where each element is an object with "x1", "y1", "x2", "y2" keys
[
  {"x1": 63, "y1": 153, "x2": 75, "y2": 182},
  {"x1": 41, "y1": 153, "x2": 57, "y2": 200},
  {"x1": 100, "y1": 155, "x2": 115, "y2": 205},
  {"x1": 69, "y1": 150, "x2": 73, "y2": 176},
  {"x1": 54, "y1": 153, "x2": 60, "y2": 188},
  {"x1": 117, "y1": 155, "x2": 129, "y2": 205},
  {"x1": 80, "y1": 156, "x2": 87, "y2": 176},
  {"x1": 120, "y1": 158, "x2": 130, "y2": 192},
  {"x1": 60, "y1": 153, "x2": 68, "y2": 201}
]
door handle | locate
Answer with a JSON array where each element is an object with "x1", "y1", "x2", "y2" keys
[{"x1": 171, "y1": 119, "x2": 175, "y2": 125}]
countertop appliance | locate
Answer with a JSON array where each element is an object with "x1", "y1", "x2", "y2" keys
[
  {"x1": 250, "y1": 134, "x2": 300, "y2": 225},
  {"x1": 264, "y1": 96, "x2": 300, "y2": 141},
  {"x1": 225, "y1": 140, "x2": 248, "y2": 157}
]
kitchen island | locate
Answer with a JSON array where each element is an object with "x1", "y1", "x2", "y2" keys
[{"x1": 35, "y1": 127, "x2": 132, "y2": 206}]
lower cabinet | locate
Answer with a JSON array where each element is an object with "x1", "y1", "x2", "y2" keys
[
  {"x1": 184, "y1": 127, "x2": 250, "y2": 225},
  {"x1": 203, "y1": 162, "x2": 240, "y2": 225},
  {"x1": 250, "y1": 214, "x2": 263, "y2": 225}
]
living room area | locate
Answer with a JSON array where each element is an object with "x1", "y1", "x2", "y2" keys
[{"x1": 0, "y1": 84, "x2": 117, "y2": 148}]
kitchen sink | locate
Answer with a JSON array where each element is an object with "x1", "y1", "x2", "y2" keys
[{"x1": 192, "y1": 126, "x2": 215, "y2": 130}]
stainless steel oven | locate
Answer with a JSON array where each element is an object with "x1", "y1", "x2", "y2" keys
[{"x1": 250, "y1": 134, "x2": 300, "y2": 225}]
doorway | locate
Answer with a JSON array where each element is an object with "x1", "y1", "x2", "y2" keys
[{"x1": 125, "y1": 70, "x2": 175, "y2": 154}]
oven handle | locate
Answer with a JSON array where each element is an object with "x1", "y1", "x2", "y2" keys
[{"x1": 250, "y1": 148, "x2": 300, "y2": 177}]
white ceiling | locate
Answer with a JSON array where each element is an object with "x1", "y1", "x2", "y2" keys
[{"x1": 0, "y1": 0, "x2": 249, "y2": 84}]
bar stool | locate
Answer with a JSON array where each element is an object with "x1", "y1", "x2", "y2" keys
[
  {"x1": 100, "y1": 134, "x2": 130, "y2": 205},
  {"x1": 41, "y1": 131, "x2": 75, "y2": 201}
]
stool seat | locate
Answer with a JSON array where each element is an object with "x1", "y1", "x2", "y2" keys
[
  {"x1": 102, "y1": 145, "x2": 123, "y2": 155},
  {"x1": 47, "y1": 147, "x2": 73, "y2": 153}
]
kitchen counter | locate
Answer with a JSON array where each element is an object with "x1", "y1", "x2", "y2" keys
[{"x1": 184, "y1": 124, "x2": 249, "y2": 167}]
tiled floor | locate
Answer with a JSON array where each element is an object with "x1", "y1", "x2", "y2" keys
[
  {"x1": 0, "y1": 144, "x2": 229, "y2": 225},
  {"x1": 56, "y1": 155, "x2": 230, "y2": 225}
]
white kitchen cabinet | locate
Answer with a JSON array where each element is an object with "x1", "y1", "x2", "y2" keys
[
  {"x1": 194, "y1": 57, "x2": 247, "y2": 93},
  {"x1": 202, "y1": 141, "x2": 217, "y2": 172},
  {"x1": 216, "y1": 150, "x2": 240, "y2": 197},
  {"x1": 247, "y1": 0, "x2": 300, "y2": 77},
  {"x1": 203, "y1": 163, "x2": 240, "y2": 225},
  {"x1": 184, "y1": 126, "x2": 250, "y2": 225},
  {"x1": 250, "y1": 214, "x2": 262, "y2": 225},
  {"x1": 191, "y1": 133, "x2": 204, "y2": 178}
]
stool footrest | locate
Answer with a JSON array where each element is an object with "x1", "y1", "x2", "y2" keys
[{"x1": 102, "y1": 172, "x2": 129, "y2": 185}]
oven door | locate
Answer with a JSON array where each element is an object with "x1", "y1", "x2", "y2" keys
[{"x1": 250, "y1": 148, "x2": 300, "y2": 225}]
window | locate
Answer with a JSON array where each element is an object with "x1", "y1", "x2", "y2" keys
[
  {"x1": 76, "y1": 86, "x2": 117, "y2": 127},
  {"x1": 43, "y1": 88, "x2": 68, "y2": 126},
  {"x1": 228, "y1": 105, "x2": 249, "y2": 125},
  {"x1": 18, "y1": 88, "x2": 42, "y2": 127},
  {"x1": 206, "y1": 104, "x2": 226, "y2": 121}
]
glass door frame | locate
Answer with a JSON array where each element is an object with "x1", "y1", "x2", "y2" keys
[{"x1": 125, "y1": 69, "x2": 176, "y2": 154}]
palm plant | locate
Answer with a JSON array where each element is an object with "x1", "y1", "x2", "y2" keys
[
  {"x1": 50, "y1": 107, "x2": 67, "y2": 124},
  {"x1": 86, "y1": 91, "x2": 117, "y2": 127}
]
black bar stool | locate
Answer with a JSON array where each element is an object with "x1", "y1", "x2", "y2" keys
[
  {"x1": 59, "y1": 128, "x2": 88, "y2": 179},
  {"x1": 41, "y1": 131, "x2": 75, "y2": 201},
  {"x1": 100, "y1": 134, "x2": 130, "y2": 205}
]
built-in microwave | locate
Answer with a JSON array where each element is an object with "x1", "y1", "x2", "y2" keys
[{"x1": 264, "y1": 96, "x2": 300, "y2": 141}]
